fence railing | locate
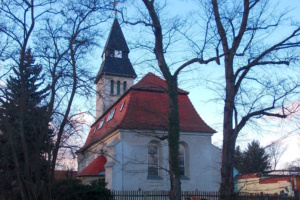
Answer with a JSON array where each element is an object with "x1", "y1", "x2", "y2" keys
[{"x1": 111, "y1": 191, "x2": 299, "y2": 200}]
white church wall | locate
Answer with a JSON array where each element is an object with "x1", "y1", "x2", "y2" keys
[
  {"x1": 210, "y1": 145, "x2": 222, "y2": 189},
  {"x1": 119, "y1": 130, "x2": 170, "y2": 190},
  {"x1": 78, "y1": 129, "x2": 220, "y2": 191},
  {"x1": 180, "y1": 132, "x2": 221, "y2": 191},
  {"x1": 112, "y1": 130, "x2": 220, "y2": 191},
  {"x1": 110, "y1": 135, "x2": 123, "y2": 190}
]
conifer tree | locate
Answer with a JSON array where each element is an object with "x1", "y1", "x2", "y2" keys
[
  {"x1": 234, "y1": 146, "x2": 243, "y2": 172},
  {"x1": 0, "y1": 49, "x2": 52, "y2": 199},
  {"x1": 234, "y1": 141, "x2": 270, "y2": 174}
]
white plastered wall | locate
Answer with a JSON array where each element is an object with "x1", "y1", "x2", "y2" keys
[
  {"x1": 78, "y1": 129, "x2": 221, "y2": 191},
  {"x1": 111, "y1": 130, "x2": 221, "y2": 191}
]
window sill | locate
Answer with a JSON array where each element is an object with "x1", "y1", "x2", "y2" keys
[
  {"x1": 147, "y1": 175, "x2": 163, "y2": 180},
  {"x1": 180, "y1": 175, "x2": 190, "y2": 180}
]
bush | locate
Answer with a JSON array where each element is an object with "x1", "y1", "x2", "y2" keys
[{"x1": 52, "y1": 179, "x2": 112, "y2": 200}]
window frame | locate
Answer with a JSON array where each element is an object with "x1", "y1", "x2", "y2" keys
[
  {"x1": 147, "y1": 142, "x2": 162, "y2": 179},
  {"x1": 110, "y1": 80, "x2": 114, "y2": 95},
  {"x1": 148, "y1": 143, "x2": 158, "y2": 176},
  {"x1": 123, "y1": 81, "x2": 127, "y2": 92},
  {"x1": 179, "y1": 143, "x2": 185, "y2": 176}
]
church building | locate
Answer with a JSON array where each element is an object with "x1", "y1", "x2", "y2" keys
[{"x1": 77, "y1": 18, "x2": 221, "y2": 191}]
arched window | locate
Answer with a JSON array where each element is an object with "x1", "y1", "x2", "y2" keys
[
  {"x1": 148, "y1": 143, "x2": 159, "y2": 176},
  {"x1": 123, "y1": 81, "x2": 127, "y2": 92},
  {"x1": 179, "y1": 144, "x2": 185, "y2": 176},
  {"x1": 110, "y1": 80, "x2": 114, "y2": 95},
  {"x1": 117, "y1": 81, "x2": 120, "y2": 95}
]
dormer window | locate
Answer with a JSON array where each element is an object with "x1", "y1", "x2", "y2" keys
[
  {"x1": 120, "y1": 100, "x2": 125, "y2": 111},
  {"x1": 98, "y1": 119, "x2": 105, "y2": 129},
  {"x1": 114, "y1": 50, "x2": 122, "y2": 58},
  {"x1": 107, "y1": 108, "x2": 116, "y2": 122}
]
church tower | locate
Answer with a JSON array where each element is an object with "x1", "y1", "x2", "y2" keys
[{"x1": 95, "y1": 18, "x2": 136, "y2": 118}]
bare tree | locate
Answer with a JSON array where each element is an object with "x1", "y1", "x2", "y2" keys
[
  {"x1": 120, "y1": 1, "x2": 220, "y2": 199},
  {"x1": 266, "y1": 142, "x2": 287, "y2": 170},
  {"x1": 194, "y1": 0, "x2": 300, "y2": 199},
  {"x1": 0, "y1": 1, "x2": 56, "y2": 199},
  {"x1": 284, "y1": 158, "x2": 300, "y2": 170},
  {"x1": 0, "y1": 0, "x2": 112, "y2": 199}
]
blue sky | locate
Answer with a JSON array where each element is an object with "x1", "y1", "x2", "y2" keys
[
  {"x1": 112, "y1": 0, "x2": 300, "y2": 168},
  {"x1": 1, "y1": 0, "x2": 299, "y2": 169}
]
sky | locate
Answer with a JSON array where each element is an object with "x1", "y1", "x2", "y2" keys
[
  {"x1": 187, "y1": 0, "x2": 300, "y2": 169},
  {"x1": 114, "y1": 0, "x2": 300, "y2": 169},
  {"x1": 1, "y1": 0, "x2": 299, "y2": 170},
  {"x1": 70, "y1": 0, "x2": 300, "y2": 170}
]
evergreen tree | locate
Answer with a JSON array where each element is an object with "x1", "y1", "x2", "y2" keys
[
  {"x1": 0, "y1": 49, "x2": 52, "y2": 199},
  {"x1": 233, "y1": 146, "x2": 243, "y2": 172},
  {"x1": 234, "y1": 140, "x2": 270, "y2": 174}
]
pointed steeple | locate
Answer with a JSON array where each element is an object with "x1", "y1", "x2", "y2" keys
[
  {"x1": 103, "y1": 18, "x2": 129, "y2": 54},
  {"x1": 95, "y1": 18, "x2": 136, "y2": 84}
]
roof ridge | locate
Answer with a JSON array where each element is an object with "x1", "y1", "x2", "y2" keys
[{"x1": 131, "y1": 72, "x2": 189, "y2": 94}]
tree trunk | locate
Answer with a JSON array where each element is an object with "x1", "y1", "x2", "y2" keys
[
  {"x1": 7, "y1": 123, "x2": 28, "y2": 200},
  {"x1": 219, "y1": 58, "x2": 237, "y2": 200},
  {"x1": 168, "y1": 79, "x2": 181, "y2": 200},
  {"x1": 140, "y1": 1, "x2": 183, "y2": 199},
  {"x1": 219, "y1": 132, "x2": 236, "y2": 200}
]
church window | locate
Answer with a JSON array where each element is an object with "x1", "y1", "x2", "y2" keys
[
  {"x1": 110, "y1": 80, "x2": 114, "y2": 95},
  {"x1": 117, "y1": 81, "x2": 120, "y2": 95},
  {"x1": 123, "y1": 81, "x2": 127, "y2": 92},
  {"x1": 179, "y1": 144, "x2": 185, "y2": 176},
  {"x1": 120, "y1": 100, "x2": 125, "y2": 111},
  {"x1": 107, "y1": 108, "x2": 116, "y2": 122},
  {"x1": 148, "y1": 143, "x2": 159, "y2": 176}
]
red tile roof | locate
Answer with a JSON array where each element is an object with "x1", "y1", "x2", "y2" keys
[
  {"x1": 238, "y1": 173, "x2": 260, "y2": 179},
  {"x1": 259, "y1": 177, "x2": 291, "y2": 184},
  {"x1": 78, "y1": 156, "x2": 107, "y2": 176},
  {"x1": 79, "y1": 73, "x2": 215, "y2": 152}
]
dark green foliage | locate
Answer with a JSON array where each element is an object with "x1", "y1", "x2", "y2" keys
[
  {"x1": 234, "y1": 146, "x2": 243, "y2": 173},
  {"x1": 0, "y1": 48, "x2": 52, "y2": 198},
  {"x1": 52, "y1": 179, "x2": 112, "y2": 200},
  {"x1": 0, "y1": 49, "x2": 52, "y2": 155},
  {"x1": 234, "y1": 140, "x2": 270, "y2": 174}
]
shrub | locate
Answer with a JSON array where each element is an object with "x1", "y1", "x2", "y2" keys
[{"x1": 52, "y1": 179, "x2": 112, "y2": 200}]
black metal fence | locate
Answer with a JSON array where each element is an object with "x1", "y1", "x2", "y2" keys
[{"x1": 111, "y1": 191, "x2": 300, "y2": 200}]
